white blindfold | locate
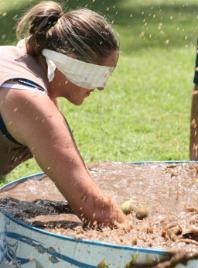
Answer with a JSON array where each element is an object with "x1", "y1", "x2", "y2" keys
[{"x1": 42, "y1": 49, "x2": 114, "y2": 89}]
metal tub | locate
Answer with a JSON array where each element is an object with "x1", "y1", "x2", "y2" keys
[{"x1": 0, "y1": 161, "x2": 198, "y2": 268}]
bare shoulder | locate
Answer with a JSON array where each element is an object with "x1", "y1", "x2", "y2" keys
[
  {"x1": 0, "y1": 87, "x2": 55, "y2": 113},
  {"x1": 0, "y1": 88, "x2": 69, "y2": 147}
]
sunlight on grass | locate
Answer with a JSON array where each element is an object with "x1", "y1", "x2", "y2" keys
[{"x1": 0, "y1": 0, "x2": 197, "y2": 182}]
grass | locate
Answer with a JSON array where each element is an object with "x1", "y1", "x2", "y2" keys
[{"x1": 0, "y1": 0, "x2": 197, "y2": 184}]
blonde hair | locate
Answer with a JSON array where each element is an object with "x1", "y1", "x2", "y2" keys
[{"x1": 16, "y1": 1, "x2": 119, "y2": 63}]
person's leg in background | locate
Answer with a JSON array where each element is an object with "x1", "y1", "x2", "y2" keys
[{"x1": 190, "y1": 43, "x2": 198, "y2": 160}]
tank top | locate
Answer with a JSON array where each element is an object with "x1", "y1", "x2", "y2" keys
[{"x1": 0, "y1": 45, "x2": 48, "y2": 176}]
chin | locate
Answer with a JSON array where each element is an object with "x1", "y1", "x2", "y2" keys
[{"x1": 70, "y1": 98, "x2": 85, "y2": 106}]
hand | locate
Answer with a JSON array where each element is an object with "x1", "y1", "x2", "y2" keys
[{"x1": 81, "y1": 197, "x2": 130, "y2": 230}]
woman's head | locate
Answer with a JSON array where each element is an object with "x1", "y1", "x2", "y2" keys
[
  {"x1": 17, "y1": 1, "x2": 119, "y2": 105},
  {"x1": 16, "y1": 1, "x2": 119, "y2": 64}
]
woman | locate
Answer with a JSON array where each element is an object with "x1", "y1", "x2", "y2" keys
[{"x1": 0, "y1": 1, "x2": 126, "y2": 226}]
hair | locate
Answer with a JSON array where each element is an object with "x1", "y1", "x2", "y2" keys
[{"x1": 16, "y1": 1, "x2": 119, "y2": 63}]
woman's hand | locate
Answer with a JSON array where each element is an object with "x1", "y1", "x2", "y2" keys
[{"x1": 80, "y1": 195, "x2": 127, "y2": 227}]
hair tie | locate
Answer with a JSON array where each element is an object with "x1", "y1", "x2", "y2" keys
[
  {"x1": 30, "y1": 12, "x2": 63, "y2": 35},
  {"x1": 47, "y1": 14, "x2": 62, "y2": 29}
]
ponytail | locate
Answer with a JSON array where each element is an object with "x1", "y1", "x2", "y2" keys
[{"x1": 16, "y1": 1, "x2": 63, "y2": 56}]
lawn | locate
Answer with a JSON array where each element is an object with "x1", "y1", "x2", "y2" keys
[{"x1": 0, "y1": 0, "x2": 198, "y2": 183}]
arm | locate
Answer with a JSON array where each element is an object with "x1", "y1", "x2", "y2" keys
[{"x1": 0, "y1": 89, "x2": 126, "y2": 226}]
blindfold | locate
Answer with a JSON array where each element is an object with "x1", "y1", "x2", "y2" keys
[{"x1": 42, "y1": 49, "x2": 114, "y2": 89}]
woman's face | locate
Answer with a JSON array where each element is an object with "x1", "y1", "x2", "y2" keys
[{"x1": 48, "y1": 50, "x2": 119, "y2": 105}]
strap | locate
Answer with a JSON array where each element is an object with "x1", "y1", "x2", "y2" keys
[
  {"x1": 0, "y1": 116, "x2": 21, "y2": 145},
  {"x1": 1, "y1": 79, "x2": 47, "y2": 94},
  {"x1": 16, "y1": 79, "x2": 45, "y2": 91}
]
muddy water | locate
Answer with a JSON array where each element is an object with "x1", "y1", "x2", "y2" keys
[{"x1": 0, "y1": 162, "x2": 198, "y2": 255}]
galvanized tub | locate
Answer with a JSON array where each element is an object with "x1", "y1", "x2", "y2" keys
[{"x1": 0, "y1": 161, "x2": 198, "y2": 268}]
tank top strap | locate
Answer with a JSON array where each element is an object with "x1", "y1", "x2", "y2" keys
[{"x1": 0, "y1": 116, "x2": 21, "y2": 145}]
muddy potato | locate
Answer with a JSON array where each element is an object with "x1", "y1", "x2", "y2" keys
[
  {"x1": 121, "y1": 200, "x2": 134, "y2": 215},
  {"x1": 135, "y1": 206, "x2": 148, "y2": 220}
]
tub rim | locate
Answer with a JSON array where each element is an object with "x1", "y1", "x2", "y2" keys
[{"x1": 1, "y1": 160, "x2": 198, "y2": 255}]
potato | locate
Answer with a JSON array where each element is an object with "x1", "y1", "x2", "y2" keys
[
  {"x1": 121, "y1": 200, "x2": 134, "y2": 215},
  {"x1": 135, "y1": 206, "x2": 148, "y2": 220}
]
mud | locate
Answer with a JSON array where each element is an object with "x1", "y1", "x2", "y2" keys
[{"x1": 0, "y1": 162, "x2": 198, "y2": 266}]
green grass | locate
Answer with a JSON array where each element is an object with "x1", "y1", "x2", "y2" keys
[{"x1": 0, "y1": 0, "x2": 197, "y2": 184}]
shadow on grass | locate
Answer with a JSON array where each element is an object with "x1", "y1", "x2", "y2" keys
[{"x1": 0, "y1": 0, "x2": 198, "y2": 53}]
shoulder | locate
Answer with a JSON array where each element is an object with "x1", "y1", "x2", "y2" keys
[
  {"x1": 0, "y1": 45, "x2": 24, "y2": 59},
  {"x1": 0, "y1": 87, "x2": 55, "y2": 114},
  {"x1": 0, "y1": 88, "x2": 64, "y2": 145},
  {"x1": 0, "y1": 45, "x2": 48, "y2": 90}
]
